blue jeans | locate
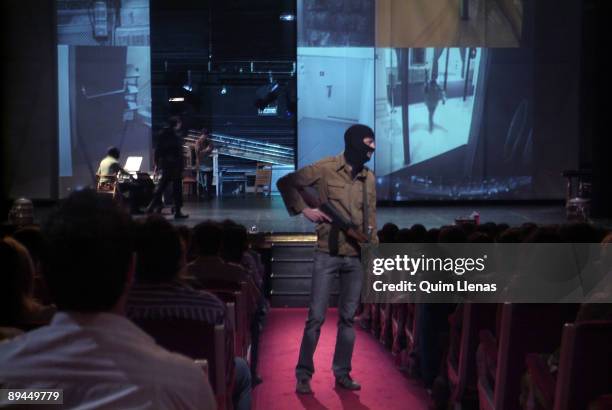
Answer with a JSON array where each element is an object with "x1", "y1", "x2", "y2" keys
[
  {"x1": 295, "y1": 251, "x2": 363, "y2": 380},
  {"x1": 233, "y1": 357, "x2": 251, "y2": 410}
]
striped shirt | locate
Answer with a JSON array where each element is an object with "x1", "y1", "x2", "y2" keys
[
  {"x1": 125, "y1": 280, "x2": 234, "y2": 387},
  {"x1": 126, "y1": 280, "x2": 225, "y2": 325}
]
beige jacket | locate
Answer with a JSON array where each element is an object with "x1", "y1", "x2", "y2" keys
[{"x1": 277, "y1": 153, "x2": 378, "y2": 256}]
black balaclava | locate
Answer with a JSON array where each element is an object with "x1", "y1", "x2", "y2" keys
[{"x1": 344, "y1": 124, "x2": 375, "y2": 175}]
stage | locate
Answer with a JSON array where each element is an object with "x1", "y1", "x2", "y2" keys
[{"x1": 151, "y1": 195, "x2": 568, "y2": 232}]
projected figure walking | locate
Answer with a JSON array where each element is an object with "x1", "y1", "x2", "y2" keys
[{"x1": 424, "y1": 78, "x2": 446, "y2": 133}]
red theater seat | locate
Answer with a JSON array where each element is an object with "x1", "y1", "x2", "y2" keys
[
  {"x1": 212, "y1": 289, "x2": 251, "y2": 360},
  {"x1": 447, "y1": 303, "x2": 497, "y2": 406},
  {"x1": 379, "y1": 303, "x2": 393, "y2": 349},
  {"x1": 391, "y1": 304, "x2": 407, "y2": 359},
  {"x1": 477, "y1": 303, "x2": 578, "y2": 410},
  {"x1": 526, "y1": 321, "x2": 612, "y2": 410},
  {"x1": 371, "y1": 303, "x2": 382, "y2": 339},
  {"x1": 399, "y1": 304, "x2": 419, "y2": 373}
]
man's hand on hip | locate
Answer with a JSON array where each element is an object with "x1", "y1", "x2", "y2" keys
[{"x1": 302, "y1": 207, "x2": 331, "y2": 223}]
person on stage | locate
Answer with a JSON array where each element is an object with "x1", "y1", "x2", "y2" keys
[
  {"x1": 277, "y1": 124, "x2": 377, "y2": 394},
  {"x1": 146, "y1": 116, "x2": 189, "y2": 219},
  {"x1": 195, "y1": 128, "x2": 214, "y2": 199},
  {"x1": 96, "y1": 147, "x2": 143, "y2": 214},
  {"x1": 96, "y1": 146, "x2": 131, "y2": 184}
]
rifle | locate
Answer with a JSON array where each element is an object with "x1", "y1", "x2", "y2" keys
[{"x1": 298, "y1": 186, "x2": 369, "y2": 244}]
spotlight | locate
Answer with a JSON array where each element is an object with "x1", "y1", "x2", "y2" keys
[
  {"x1": 220, "y1": 86, "x2": 227, "y2": 95},
  {"x1": 182, "y1": 84, "x2": 193, "y2": 92}
]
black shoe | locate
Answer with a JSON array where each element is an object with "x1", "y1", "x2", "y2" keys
[
  {"x1": 174, "y1": 212, "x2": 189, "y2": 219},
  {"x1": 335, "y1": 375, "x2": 361, "y2": 391},
  {"x1": 296, "y1": 378, "x2": 312, "y2": 395}
]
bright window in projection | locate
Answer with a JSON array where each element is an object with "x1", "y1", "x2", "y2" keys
[
  {"x1": 375, "y1": 47, "x2": 481, "y2": 176},
  {"x1": 296, "y1": 0, "x2": 375, "y2": 168},
  {"x1": 56, "y1": 0, "x2": 151, "y2": 194},
  {"x1": 297, "y1": 47, "x2": 374, "y2": 167}
]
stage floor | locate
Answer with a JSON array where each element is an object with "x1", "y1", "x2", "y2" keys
[{"x1": 156, "y1": 195, "x2": 567, "y2": 232}]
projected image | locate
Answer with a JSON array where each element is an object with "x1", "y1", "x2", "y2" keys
[
  {"x1": 57, "y1": 0, "x2": 149, "y2": 46},
  {"x1": 57, "y1": 45, "x2": 152, "y2": 190},
  {"x1": 376, "y1": 47, "x2": 535, "y2": 200},
  {"x1": 376, "y1": 47, "x2": 481, "y2": 176},
  {"x1": 376, "y1": 0, "x2": 525, "y2": 48},
  {"x1": 297, "y1": 0, "x2": 374, "y2": 47},
  {"x1": 297, "y1": 47, "x2": 374, "y2": 167}
]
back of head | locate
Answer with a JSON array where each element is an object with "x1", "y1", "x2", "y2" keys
[
  {"x1": 523, "y1": 226, "x2": 561, "y2": 243},
  {"x1": 193, "y1": 221, "x2": 223, "y2": 256},
  {"x1": 394, "y1": 228, "x2": 414, "y2": 243},
  {"x1": 425, "y1": 228, "x2": 440, "y2": 243},
  {"x1": 497, "y1": 227, "x2": 522, "y2": 243},
  {"x1": 438, "y1": 225, "x2": 467, "y2": 243},
  {"x1": 221, "y1": 223, "x2": 248, "y2": 263},
  {"x1": 410, "y1": 224, "x2": 427, "y2": 242},
  {"x1": 107, "y1": 146, "x2": 120, "y2": 159},
  {"x1": 42, "y1": 190, "x2": 133, "y2": 312},
  {"x1": 467, "y1": 232, "x2": 494, "y2": 243},
  {"x1": 476, "y1": 222, "x2": 498, "y2": 237},
  {"x1": 135, "y1": 215, "x2": 183, "y2": 283},
  {"x1": 379, "y1": 222, "x2": 399, "y2": 243},
  {"x1": 0, "y1": 238, "x2": 35, "y2": 326}
]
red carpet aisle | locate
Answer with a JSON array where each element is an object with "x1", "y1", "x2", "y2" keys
[{"x1": 253, "y1": 308, "x2": 431, "y2": 410}]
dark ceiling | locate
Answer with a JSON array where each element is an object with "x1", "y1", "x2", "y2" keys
[{"x1": 151, "y1": 0, "x2": 296, "y2": 60}]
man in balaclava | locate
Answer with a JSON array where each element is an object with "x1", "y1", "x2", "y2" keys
[
  {"x1": 277, "y1": 124, "x2": 378, "y2": 395},
  {"x1": 343, "y1": 124, "x2": 376, "y2": 177}
]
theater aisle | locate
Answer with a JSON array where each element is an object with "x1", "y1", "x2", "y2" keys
[{"x1": 253, "y1": 308, "x2": 431, "y2": 410}]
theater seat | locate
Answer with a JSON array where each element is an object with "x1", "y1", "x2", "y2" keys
[
  {"x1": 554, "y1": 321, "x2": 612, "y2": 410},
  {"x1": 477, "y1": 303, "x2": 579, "y2": 410},
  {"x1": 399, "y1": 304, "x2": 419, "y2": 374},
  {"x1": 447, "y1": 303, "x2": 497, "y2": 407},
  {"x1": 213, "y1": 289, "x2": 251, "y2": 360},
  {"x1": 379, "y1": 303, "x2": 393, "y2": 350},
  {"x1": 132, "y1": 319, "x2": 232, "y2": 410},
  {"x1": 391, "y1": 304, "x2": 407, "y2": 360}
]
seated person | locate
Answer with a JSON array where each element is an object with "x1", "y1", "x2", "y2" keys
[
  {"x1": 126, "y1": 215, "x2": 251, "y2": 410},
  {"x1": 0, "y1": 237, "x2": 55, "y2": 331},
  {"x1": 220, "y1": 221, "x2": 267, "y2": 387},
  {"x1": 520, "y1": 303, "x2": 612, "y2": 409},
  {"x1": 12, "y1": 226, "x2": 52, "y2": 304},
  {"x1": 96, "y1": 146, "x2": 131, "y2": 184},
  {"x1": 186, "y1": 221, "x2": 260, "y2": 307},
  {"x1": 97, "y1": 147, "x2": 146, "y2": 214},
  {"x1": 0, "y1": 190, "x2": 215, "y2": 409}
]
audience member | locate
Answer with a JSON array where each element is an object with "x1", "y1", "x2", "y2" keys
[
  {"x1": 187, "y1": 221, "x2": 260, "y2": 304},
  {"x1": 378, "y1": 222, "x2": 399, "y2": 243},
  {"x1": 126, "y1": 215, "x2": 251, "y2": 410},
  {"x1": 220, "y1": 221, "x2": 267, "y2": 388},
  {"x1": 0, "y1": 237, "x2": 54, "y2": 331},
  {"x1": 11, "y1": 226, "x2": 51, "y2": 304},
  {"x1": 0, "y1": 190, "x2": 216, "y2": 409}
]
